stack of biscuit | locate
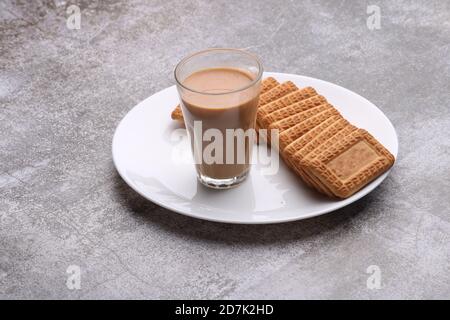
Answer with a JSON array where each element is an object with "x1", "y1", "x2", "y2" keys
[{"x1": 171, "y1": 77, "x2": 395, "y2": 199}]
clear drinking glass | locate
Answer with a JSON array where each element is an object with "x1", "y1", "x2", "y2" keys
[{"x1": 174, "y1": 48, "x2": 263, "y2": 189}]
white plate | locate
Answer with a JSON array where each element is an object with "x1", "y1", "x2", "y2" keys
[{"x1": 112, "y1": 72, "x2": 398, "y2": 224}]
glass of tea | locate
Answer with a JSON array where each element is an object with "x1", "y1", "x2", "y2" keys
[{"x1": 174, "y1": 48, "x2": 263, "y2": 189}]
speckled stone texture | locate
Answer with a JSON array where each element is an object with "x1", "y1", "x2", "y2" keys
[{"x1": 0, "y1": 0, "x2": 449, "y2": 299}]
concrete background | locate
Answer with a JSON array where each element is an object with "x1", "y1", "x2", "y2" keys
[{"x1": 1, "y1": 0, "x2": 449, "y2": 299}]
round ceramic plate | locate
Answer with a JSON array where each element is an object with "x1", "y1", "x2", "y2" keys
[{"x1": 112, "y1": 72, "x2": 398, "y2": 224}]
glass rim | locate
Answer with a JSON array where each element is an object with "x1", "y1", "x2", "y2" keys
[{"x1": 174, "y1": 48, "x2": 263, "y2": 96}]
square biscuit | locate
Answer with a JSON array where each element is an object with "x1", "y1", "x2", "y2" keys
[
  {"x1": 259, "y1": 77, "x2": 280, "y2": 94},
  {"x1": 300, "y1": 129, "x2": 395, "y2": 198},
  {"x1": 269, "y1": 103, "x2": 335, "y2": 133},
  {"x1": 278, "y1": 116, "x2": 340, "y2": 188},
  {"x1": 283, "y1": 115, "x2": 344, "y2": 168},
  {"x1": 276, "y1": 106, "x2": 341, "y2": 151},
  {"x1": 257, "y1": 87, "x2": 318, "y2": 121},
  {"x1": 292, "y1": 123, "x2": 357, "y2": 196},
  {"x1": 258, "y1": 81, "x2": 298, "y2": 107},
  {"x1": 260, "y1": 95, "x2": 327, "y2": 129},
  {"x1": 296, "y1": 124, "x2": 358, "y2": 165}
]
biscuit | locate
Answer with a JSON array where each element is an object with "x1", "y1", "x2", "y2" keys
[
  {"x1": 280, "y1": 116, "x2": 341, "y2": 193},
  {"x1": 300, "y1": 129, "x2": 395, "y2": 198},
  {"x1": 259, "y1": 76, "x2": 280, "y2": 94},
  {"x1": 258, "y1": 81, "x2": 298, "y2": 107},
  {"x1": 283, "y1": 115, "x2": 343, "y2": 167},
  {"x1": 259, "y1": 95, "x2": 327, "y2": 129},
  {"x1": 292, "y1": 123, "x2": 357, "y2": 196},
  {"x1": 171, "y1": 77, "x2": 279, "y2": 123},
  {"x1": 277, "y1": 107, "x2": 342, "y2": 151},
  {"x1": 287, "y1": 118, "x2": 352, "y2": 164},
  {"x1": 298, "y1": 124, "x2": 358, "y2": 164},
  {"x1": 269, "y1": 104, "x2": 334, "y2": 132},
  {"x1": 257, "y1": 87, "x2": 317, "y2": 120},
  {"x1": 171, "y1": 106, "x2": 183, "y2": 122}
]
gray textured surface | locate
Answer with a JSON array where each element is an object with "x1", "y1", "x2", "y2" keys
[{"x1": 1, "y1": 0, "x2": 449, "y2": 300}]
